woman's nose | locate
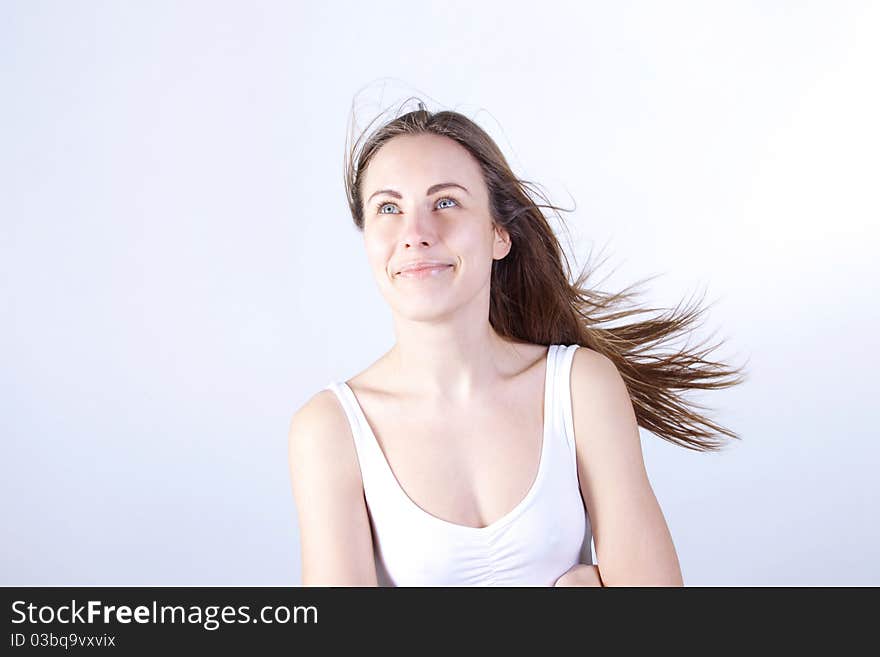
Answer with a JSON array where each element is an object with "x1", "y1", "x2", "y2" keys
[{"x1": 399, "y1": 205, "x2": 438, "y2": 246}]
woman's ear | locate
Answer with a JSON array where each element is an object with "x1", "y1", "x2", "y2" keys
[{"x1": 493, "y1": 225, "x2": 512, "y2": 260}]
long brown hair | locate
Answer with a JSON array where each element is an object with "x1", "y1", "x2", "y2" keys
[{"x1": 344, "y1": 98, "x2": 748, "y2": 452}]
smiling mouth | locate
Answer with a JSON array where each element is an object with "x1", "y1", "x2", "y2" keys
[{"x1": 395, "y1": 264, "x2": 454, "y2": 279}]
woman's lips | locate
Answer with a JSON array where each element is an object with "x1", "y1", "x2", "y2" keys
[{"x1": 395, "y1": 264, "x2": 453, "y2": 279}]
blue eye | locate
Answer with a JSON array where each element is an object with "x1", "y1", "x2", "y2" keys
[{"x1": 374, "y1": 196, "x2": 460, "y2": 214}]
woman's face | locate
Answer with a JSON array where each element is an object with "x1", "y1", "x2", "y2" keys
[{"x1": 360, "y1": 133, "x2": 511, "y2": 321}]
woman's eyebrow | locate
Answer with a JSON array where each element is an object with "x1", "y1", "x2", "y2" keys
[{"x1": 366, "y1": 182, "x2": 470, "y2": 203}]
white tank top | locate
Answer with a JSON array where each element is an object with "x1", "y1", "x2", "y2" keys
[{"x1": 324, "y1": 343, "x2": 593, "y2": 586}]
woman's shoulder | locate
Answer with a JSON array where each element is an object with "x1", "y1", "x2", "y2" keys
[
  {"x1": 568, "y1": 345, "x2": 635, "y2": 448},
  {"x1": 570, "y1": 343, "x2": 611, "y2": 376},
  {"x1": 287, "y1": 386, "x2": 354, "y2": 456}
]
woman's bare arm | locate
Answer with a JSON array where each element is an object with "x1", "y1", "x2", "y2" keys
[
  {"x1": 554, "y1": 563, "x2": 604, "y2": 586},
  {"x1": 569, "y1": 348, "x2": 684, "y2": 587},
  {"x1": 287, "y1": 390, "x2": 378, "y2": 586}
]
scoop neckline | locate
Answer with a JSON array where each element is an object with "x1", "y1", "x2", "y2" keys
[{"x1": 339, "y1": 344, "x2": 556, "y2": 534}]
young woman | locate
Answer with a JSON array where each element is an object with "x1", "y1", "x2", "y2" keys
[{"x1": 288, "y1": 100, "x2": 746, "y2": 587}]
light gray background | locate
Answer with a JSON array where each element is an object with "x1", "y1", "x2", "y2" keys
[{"x1": 2, "y1": 1, "x2": 877, "y2": 585}]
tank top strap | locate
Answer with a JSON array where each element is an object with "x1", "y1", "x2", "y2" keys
[
  {"x1": 547, "y1": 343, "x2": 581, "y2": 477},
  {"x1": 323, "y1": 381, "x2": 387, "y2": 494}
]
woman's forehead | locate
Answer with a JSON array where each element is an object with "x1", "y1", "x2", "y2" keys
[{"x1": 364, "y1": 134, "x2": 482, "y2": 192}]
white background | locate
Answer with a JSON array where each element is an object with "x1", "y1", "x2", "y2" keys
[{"x1": 2, "y1": 1, "x2": 877, "y2": 585}]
